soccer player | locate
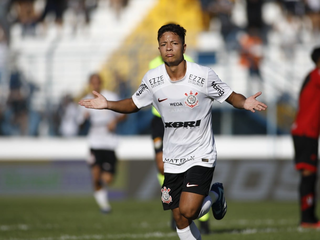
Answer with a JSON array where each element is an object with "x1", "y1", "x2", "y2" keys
[
  {"x1": 79, "y1": 23, "x2": 267, "y2": 239},
  {"x1": 149, "y1": 54, "x2": 211, "y2": 234},
  {"x1": 291, "y1": 46, "x2": 320, "y2": 229},
  {"x1": 79, "y1": 73, "x2": 126, "y2": 214}
]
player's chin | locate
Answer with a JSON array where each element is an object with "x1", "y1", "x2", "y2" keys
[{"x1": 165, "y1": 59, "x2": 181, "y2": 66}]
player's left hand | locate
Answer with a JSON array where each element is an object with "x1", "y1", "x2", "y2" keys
[{"x1": 244, "y1": 92, "x2": 267, "y2": 113}]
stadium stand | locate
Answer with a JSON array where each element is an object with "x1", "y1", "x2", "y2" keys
[{"x1": 1, "y1": 0, "x2": 318, "y2": 136}]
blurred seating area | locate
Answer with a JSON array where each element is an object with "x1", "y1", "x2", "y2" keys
[
  {"x1": 0, "y1": 0, "x2": 319, "y2": 137},
  {"x1": 0, "y1": 0, "x2": 133, "y2": 136}
]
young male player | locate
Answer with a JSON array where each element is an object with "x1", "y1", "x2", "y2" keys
[
  {"x1": 149, "y1": 54, "x2": 211, "y2": 234},
  {"x1": 79, "y1": 23, "x2": 267, "y2": 239},
  {"x1": 79, "y1": 73, "x2": 126, "y2": 213},
  {"x1": 291, "y1": 46, "x2": 320, "y2": 229}
]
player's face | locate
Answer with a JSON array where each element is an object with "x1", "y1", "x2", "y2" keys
[
  {"x1": 90, "y1": 75, "x2": 102, "y2": 92},
  {"x1": 158, "y1": 31, "x2": 186, "y2": 66}
]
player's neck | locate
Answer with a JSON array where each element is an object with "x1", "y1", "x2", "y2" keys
[{"x1": 165, "y1": 60, "x2": 186, "y2": 81}]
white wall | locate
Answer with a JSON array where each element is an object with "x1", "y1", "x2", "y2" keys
[{"x1": 0, "y1": 136, "x2": 296, "y2": 161}]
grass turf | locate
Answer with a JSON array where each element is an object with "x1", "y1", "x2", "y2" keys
[{"x1": 0, "y1": 196, "x2": 319, "y2": 240}]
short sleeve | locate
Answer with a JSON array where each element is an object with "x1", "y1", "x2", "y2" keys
[
  {"x1": 132, "y1": 76, "x2": 153, "y2": 109},
  {"x1": 207, "y1": 68, "x2": 232, "y2": 103}
]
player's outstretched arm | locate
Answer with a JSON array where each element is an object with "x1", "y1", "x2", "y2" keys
[
  {"x1": 79, "y1": 91, "x2": 139, "y2": 113},
  {"x1": 226, "y1": 91, "x2": 267, "y2": 113}
]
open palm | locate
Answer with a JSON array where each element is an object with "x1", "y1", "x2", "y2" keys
[
  {"x1": 79, "y1": 91, "x2": 108, "y2": 109},
  {"x1": 244, "y1": 92, "x2": 267, "y2": 112}
]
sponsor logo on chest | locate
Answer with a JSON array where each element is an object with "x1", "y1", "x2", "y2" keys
[
  {"x1": 170, "y1": 102, "x2": 183, "y2": 107},
  {"x1": 149, "y1": 75, "x2": 164, "y2": 88},
  {"x1": 158, "y1": 89, "x2": 200, "y2": 110},
  {"x1": 188, "y1": 74, "x2": 205, "y2": 87},
  {"x1": 165, "y1": 120, "x2": 201, "y2": 128}
]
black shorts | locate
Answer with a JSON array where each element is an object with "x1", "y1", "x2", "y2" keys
[
  {"x1": 151, "y1": 116, "x2": 164, "y2": 153},
  {"x1": 161, "y1": 166, "x2": 215, "y2": 210},
  {"x1": 89, "y1": 149, "x2": 117, "y2": 174},
  {"x1": 292, "y1": 135, "x2": 318, "y2": 173}
]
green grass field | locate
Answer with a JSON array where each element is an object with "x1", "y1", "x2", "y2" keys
[{"x1": 0, "y1": 196, "x2": 319, "y2": 240}]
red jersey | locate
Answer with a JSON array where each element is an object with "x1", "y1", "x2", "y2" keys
[{"x1": 291, "y1": 68, "x2": 320, "y2": 139}]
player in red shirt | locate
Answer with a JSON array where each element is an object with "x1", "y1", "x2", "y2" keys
[{"x1": 291, "y1": 46, "x2": 320, "y2": 229}]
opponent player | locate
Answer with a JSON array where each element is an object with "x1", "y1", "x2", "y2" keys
[
  {"x1": 291, "y1": 46, "x2": 320, "y2": 229},
  {"x1": 149, "y1": 54, "x2": 211, "y2": 234},
  {"x1": 79, "y1": 23, "x2": 267, "y2": 239},
  {"x1": 79, "y1": 73, "x2": 126, "y2": 213}
]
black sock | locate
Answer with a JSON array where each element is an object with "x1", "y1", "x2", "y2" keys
[{"x1": 299, "y1": 174, "x2": 318, "y2": 223}]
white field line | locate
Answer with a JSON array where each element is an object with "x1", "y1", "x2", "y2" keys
[
  {"x1": 3, "y1": 222, "x2": 319, "y2": 240},
  {"x1": 213, "y1": 218, "x2": 297, "y2": 226},
  {"x1": 0, "y1": 219, "x2": 296, "y2": 232},
  {"x1": 5, "y1": 227, "x2": 319, "y2": 240},
  {"x1": 0, "y1": 224, "x2": 58, "y2": 232},
  {"x1": 6, "y1": 232, "x2": 178, "y2": 240},
  {"x1": 229, "y1": 226, "x2": 319, "y2": 234},
  {"x1": 0, "y1": 224, "x2": 29, "y2": 231}
]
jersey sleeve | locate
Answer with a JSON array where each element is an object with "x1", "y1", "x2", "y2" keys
[
  {"x1": 132, "y1": 75, "x2": 153, "y2": 109},
  {"x1": 207, "y1": 68, "x2": 233, "y2": 103}
]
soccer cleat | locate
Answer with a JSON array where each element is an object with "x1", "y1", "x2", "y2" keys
[
  {"x1": 100, "y1": 207, "x2": 112, "y2": 214},
  {"x1": 300, "y1": 221, "x2": 320, "y2": 229},
  {"x1": 211, "y1": 182, "x2": 227, "y2": 220}
]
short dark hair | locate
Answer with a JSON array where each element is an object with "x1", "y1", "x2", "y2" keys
[
  {"x1": 157, "y1": 23, "x2": 186, "y2": 45},
  {"x1": 311, "y1": 46, "x2": 320, "y2": 64}
]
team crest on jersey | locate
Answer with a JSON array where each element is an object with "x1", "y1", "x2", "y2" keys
[
  {"x1": 184, "y1": 91, "x2": 199, "y2": 108},
  {"x1": 161, "y1": 186, "x2": 172, "y2": 204}
]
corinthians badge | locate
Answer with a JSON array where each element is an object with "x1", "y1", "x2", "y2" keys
[
  {"x1": 161, "y1": 186, "x2": 172, "y2": 204},
  {"x1": 185, "y1": 91, "x2": 199, "y2": 108}
]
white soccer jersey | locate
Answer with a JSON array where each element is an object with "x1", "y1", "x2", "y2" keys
[
  {"x1": 80, "y1": 90, "x2": 123, "y2": 150},
  {"x1": 132, "y1": 61, "x2": 233, "y2": 173}
]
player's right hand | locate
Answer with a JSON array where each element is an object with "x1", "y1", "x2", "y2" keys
[{"x1": 79, "y1": 91, "x2": 108, "y2": 109}]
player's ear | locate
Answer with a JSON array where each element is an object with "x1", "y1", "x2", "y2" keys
[{"x1": 183, "y1": 44, "x2": 186, "y2": 53}]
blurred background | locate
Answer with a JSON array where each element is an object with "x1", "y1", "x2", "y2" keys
[{"x1": 0, "y1": 0, "x2": 319, "y2": 201}]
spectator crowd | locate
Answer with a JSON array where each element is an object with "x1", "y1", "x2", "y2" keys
[{"x1": 0, "y1": 0, "x2": 319, "y2": 136}]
